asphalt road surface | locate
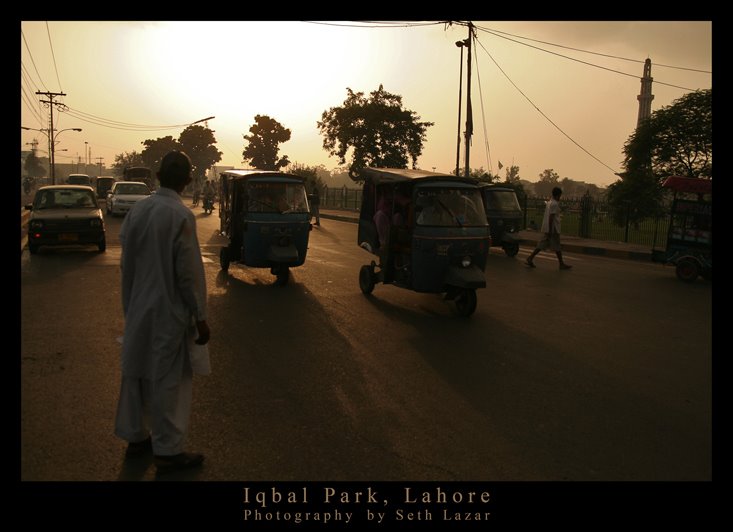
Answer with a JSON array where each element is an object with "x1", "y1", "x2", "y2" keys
[{"x1": 20, "y1": 204, "x2": 712, "y2": 483}]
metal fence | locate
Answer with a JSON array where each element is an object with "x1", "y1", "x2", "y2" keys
[{"x1": 321, "y1": 186, "x2": 669, "y2": 248}]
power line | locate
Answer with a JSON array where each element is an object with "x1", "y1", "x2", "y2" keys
[
  {"x1": 473, "y1": 25, "x2": 700, "y2": 92},
  {"x1": 62, "y1": 106, "x2": 197, "y2": 131},
  {"x1": 475, "y1": 24, "x2": 712, "y2": 74},
  {"x1": 473, "y1": 36, "x2": 494, "y2": 175},
  {"x1": 45, "y1": 22, "x2": 63, "y2": 92},
  {"x1": 21, "y1": 30, "x2": 48, "y2": 92},
  {"x1": 473, "y1": 36, "x2": 618, "y2": 175},
  {"x1": 304, "y1": 20, "x2": 447, "y2": 29}
]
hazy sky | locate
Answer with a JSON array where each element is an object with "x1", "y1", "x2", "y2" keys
[{"x1": 20, "y1": 20, "x2": 712, "y2": 187}]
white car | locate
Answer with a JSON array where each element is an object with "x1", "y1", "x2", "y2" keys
[{"x1": 106, "y1": 181, "x2": 151, "y2": 216}]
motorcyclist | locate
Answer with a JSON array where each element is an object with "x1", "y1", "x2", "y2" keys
[{"x1": 203, "y1": 180, "x2": 216, "y2": 213}]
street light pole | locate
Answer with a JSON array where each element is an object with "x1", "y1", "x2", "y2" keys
[
  {"x1": 22, "y1": 127, "x2": 83, "y2": 184},
  {"x1": 455, "y1": 40, "x2": 467, "y2": 177}
]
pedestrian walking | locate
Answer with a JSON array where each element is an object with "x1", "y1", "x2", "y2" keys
[
  {"x1": 310, "y1": 185, "x2": 320, "y2": 226},
  {"x1": 525, "y1": 186, "x2": 572, "y2": 270},
  {"x1": 114, "y1": 150, "x2": 210, "y2": 473}
]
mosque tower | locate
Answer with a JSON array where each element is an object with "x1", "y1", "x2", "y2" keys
[{"x1": 636, "y1": 58, "x2": 654, "y2": 127}]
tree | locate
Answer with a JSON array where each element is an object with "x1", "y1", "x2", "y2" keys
[
  {"x1": 287, "y1": 162, "x2": 325, "y2": 195},
  {"x1": 317, "y1": 85, "x2": 433, "y2": 177},
  {"x1": 242, "y1": 115, "x2": 291, "y2": 171},
  {"x1": 623, "y1": 89, "x2": 712, "y2": 181},
  {"x1": 140, "y1": 137, "x2": 180, "y2": 173},
  {"x1": 113, "y1": 151, "x2": 146, "y2": 176},
  {"x1": 503, "y1": 165, "x2": 526, "y2": 198},
  {"x1": 179, "y1": 125, "x2": 222, "y2": 182},
  {"x1": 24, "y1": 151, "x2": 47, "y2": 178},
  {"x1": 534, "y1": 169, "x2": 560, "y2": 197},
  {"x1": 606, "y1": 172, "x2": 665, "y2": 227}
]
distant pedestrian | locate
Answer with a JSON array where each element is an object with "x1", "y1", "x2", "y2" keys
[
  {"x1": 115, "y1": 150, "x2": 210, "y2": 473},
  {"x1": 310, "y1": 185, "x2": 320, "y2": 226},
  {"x1": 525, "y1": 187, "x2": 572, "y2": 270}
]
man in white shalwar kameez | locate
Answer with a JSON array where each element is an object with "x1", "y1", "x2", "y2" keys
[{"x1": 114, "y1": 151, "x2": 210, "y2": 473}]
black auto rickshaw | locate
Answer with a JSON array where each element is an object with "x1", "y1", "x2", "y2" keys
[
  {"x1": 354, "y1": 167, "x2": 491, "y2": 316},
  {"x1": 218, "y1": 170, "x2": 312, "y2": 285},
  {"x1": 479, "y1": 184, "x2": 523, "y2": 257},
  {"x1": 652, "y1": 175, "x2": 711, "y2": 282}
]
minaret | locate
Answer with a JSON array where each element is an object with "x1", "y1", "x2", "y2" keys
[{"x1": 636, "y1": 58, "x2": 654, "y2": 127}]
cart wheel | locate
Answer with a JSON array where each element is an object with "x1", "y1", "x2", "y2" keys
[
  {"x1": 504, "y1": 243, "x2": 519, "y2": 257},
  {"x1": 359, "y1": 265, "x2": 375, "y2": 295},
  {"x1": 220, "y1": 247, "x2": 230, "y2": 272},
  {"x1": 455, "y1": 289, "x2": 477, "y2": 317},
  {"x1": 275, "y1": 267, "x2": 290, "y2": 286},
  {"x1": 675, "y1": 258, "x2": 699, "y2": 283}
]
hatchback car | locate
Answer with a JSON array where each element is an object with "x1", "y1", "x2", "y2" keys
[
  {"x1": 106, "y1": 181, "x2": 151, "y2": 216},
  {"x1": 25, "y1": 185, "x2": 106, "y2": 254},
  {"x1": 66, "y1": 173, "x2": 92, "y2": 186}
]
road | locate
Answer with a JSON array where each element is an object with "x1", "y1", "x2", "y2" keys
[{"x1": 20, "y1": 204, "x2": 712, "y2": 482}]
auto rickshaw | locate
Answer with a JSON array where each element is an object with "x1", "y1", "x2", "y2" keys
[
  {"x1": 652, "y1": 176, "x2": 711, "y2": 282},
  {"x1": 218, "y1": 169, "x2": 312, "y2": 285},
  {"x1": 353, "y1": 167, "x2": 491, "y2": 316},
  {"x1": 479, "y1": 183, "x2": 523, "y2": 257}
]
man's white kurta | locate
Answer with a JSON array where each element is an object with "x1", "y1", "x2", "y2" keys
[{"x1": 119, "y1": 187, "x2": 207, "y2": 381}]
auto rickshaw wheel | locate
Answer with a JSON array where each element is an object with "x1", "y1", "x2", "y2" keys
[
  {"x1": 98, "y1": 237, "x2": 106, "y2": 252},
  {"x1": 675, "y1": 258, "x2": 699, "y2": 283},
  {"x1": 359, "y1": 265, "x2": 375, "y2": 295},
  {"x1": 504, "y1": 243, "x2": 519, "y2": 257},
  {"x1": 275, "y1": 267, "x2": 290, "y2": 286},
  {"x1": 220, "y1": 247, "x2": 230, "y2": 272},
  {"x1": 455, "y1": 289, "x2": 477, "y2": 317}
]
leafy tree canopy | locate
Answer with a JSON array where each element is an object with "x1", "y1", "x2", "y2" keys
[
  {"x1": 113, "y1": 151, "x2": 146, "y2": 176},
  {"x1": 24, "y1": 151, "x2": 47, "y2": 178},
  {"x1": 140, "y1": 137, "x2": 180, "y2": 174},
  {"x1": 179, "y1": 125, "x2": 222, "y2": 180},
  {"x1": 242, "y1": 115, "x2": 291, "y2": 171},
  {"x1": 624, "y1": 88, "x2": 712, "y2": 181},
  {"x1": 317, "y1": 85, "x2": 433, "y2": 178}
]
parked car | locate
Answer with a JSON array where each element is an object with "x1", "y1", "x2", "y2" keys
[
  {"x1": 66, "y1": 173, "x2": 92, "y2": 186},
  {"x1": 25, "y1": 185, "x2": 106, "y2": 254},
  {"x1": 106, "y1": 181, "x2": 151, "y2": 216}
]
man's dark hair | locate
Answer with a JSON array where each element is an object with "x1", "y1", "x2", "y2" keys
[
  {"x1": 552, "y1": 187, "x2": 562, "y2": 198},
  {"x1": 157, "y1": 151, "x2": 192, "y2": 188}
]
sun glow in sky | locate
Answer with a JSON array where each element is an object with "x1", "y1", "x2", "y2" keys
[{"x1": 20, "y1": 20, "x2": 712, "y2": 187}]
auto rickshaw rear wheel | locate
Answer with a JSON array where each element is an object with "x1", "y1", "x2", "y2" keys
[
  {"x1": 504, "y1": 243, "x2": 519, "y2": 257},
  {"x1": 675, "y1": 258, "x2": 699, "y2": 283},
  {"x1": 455, "y1": 289, "x2": 477, "y2": 317},
  {"x1": 359, "y1": 265, "x2": 375, "y2": 295},
  {"x1": 275, "y1": 267, "x2": 290, "y2": 286},
  {"x1": 220, "y1": 247, "x2": 230, "y2": 272}
]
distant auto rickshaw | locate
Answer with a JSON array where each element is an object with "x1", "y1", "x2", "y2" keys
[
  {"x1": 480, "y1": 184, "x2": 523, "y2": 257},
  {"x1": 218, "y1": 170, "x2": 312, "y2": 285},
  {"x1": 652, "y1": 176, "x2": 711, "y2": 282},
  {"x1": 353, "y1": 167, "x2": 491, "y2": 317}
]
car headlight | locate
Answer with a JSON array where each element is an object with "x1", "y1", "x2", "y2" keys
[{"x1": 461, "y1": 256, "x2": 472, "y2": 268}]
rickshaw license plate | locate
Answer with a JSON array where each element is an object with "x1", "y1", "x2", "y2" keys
[{"x1": 59, "y1": 233, "x2": 79, "y2": 242}]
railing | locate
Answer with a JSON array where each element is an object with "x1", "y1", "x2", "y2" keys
[{"x1": 321, "y1": 186, "x2": 669, "y2": 248}]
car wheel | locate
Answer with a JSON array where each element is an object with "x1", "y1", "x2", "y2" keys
[
  {"x1": 98, "y1": 238, "x2": 106, "y2": 252},
  {"x1": 28, "y1": 243, "x2": 39, "y2": 255},
  {"x1": 455, "y1": 289, "x2": 477, "y2": 317},
  {"x1": 359, "y1": 264, "x2": 375, "y2": 295},
  {"x1": 275, "y1": 267, "x2": 290, "y2": 286}
]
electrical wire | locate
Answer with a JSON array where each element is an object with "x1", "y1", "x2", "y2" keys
[
  {"x1": 475, "y1": 24, "x2": 712, "y2": 74},
  {"x1": 45, "y1": 22, "x2": 63, "y2": 93},
  {"x1": 472, "y1": 33, "x2": 494, "y2": 175},
  {"x1": 473, "y1": 36, "x2": 618, "y2": 175},
  {"x1": 21, "y1": 30, "x2": 48, "y2": 92}
]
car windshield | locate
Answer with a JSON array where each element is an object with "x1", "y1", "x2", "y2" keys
[
  {"x1": 35, "y1": 189, "x2": 98, "y2": 209},
  {"x1": 416, "y1": 188, "x2": 488, "y2": 227},
  {"x1": 115, "y1": 184, "x2": 150, "y2": 195},
  {"x1": 247, "y1": 182, "x2": 309, "y2": 214},
  {"x1": 484, "y1": 189, "x2": 521, "y2": 212}
]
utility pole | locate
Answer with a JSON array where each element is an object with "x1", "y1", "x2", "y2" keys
[
  {"x1": 96, "y1": 157, "x2": 104, "y2": 176},
  {"x1": 464, "y1": 24, "x2": 474, "y2": 178},
  {"x1": 36, "y1": 91, "x2": 67, "y2": 184}
]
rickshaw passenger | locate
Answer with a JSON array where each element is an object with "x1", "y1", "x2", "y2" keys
[{"x1": 374, "y1": 194, "x2": 393, "y2": 249}]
